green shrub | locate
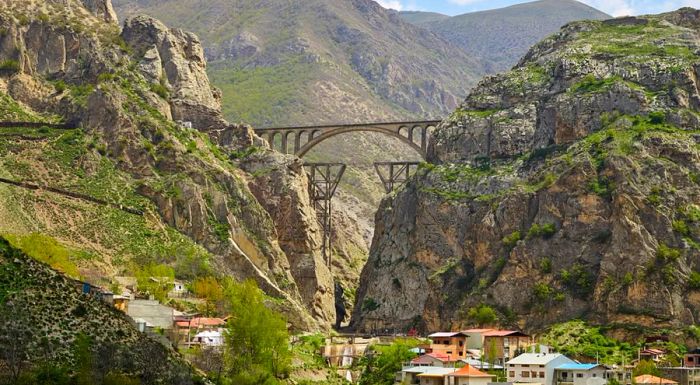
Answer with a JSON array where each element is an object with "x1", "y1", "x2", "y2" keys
[
  {"x1": 657, "y1": 243, "x2": 681, "y2": 262},
  {"x1": 467, "y1": 304, "x2": 498, "y2": 326},
  {"x1": 362, "y1": 297, "x2": 380, "y2": 312},
  {"x1": 672, "y1": 220, "x2": 690, "y2": 236},
  {"x1": 0, "y1": 59, "x2": 20, "y2": 73},
  {"x1": 150, "y1": 82, "x2": 169, "y2": 99},
  {"x1": 689, "y1": 271, "x2": 700, "y2": 290},
  {"x1": 588, "y1": 177, "x2": 613, "y2": 198},
  {"x1": 502, "y1": 231, "x2": 521, "y2": 250},
  {"x1": 527, "y1": 223, "x2": 556, "y2": 239},
  {"x1": 540, "y1": 257, "x2": 552, "y2": 274},
  {"x1": 560, "y1": 263, "x2": 594, "y2": 297},
  {"x1": 533, "y1": 282, "x2": 553, "y2": 303},
  {"x1": 54, "y1": 80, "x2": 67, "y2": 94},
  {"x1": 647, "y1": 187, "x2": 663, "y2": 206},
  {"x1": 622, "y1": 272, "x2": 634, "y2": 286},
  {"x1": 97, "y1": 72, "x2": 116, "y2": 83},
  {"x1": 648, "y1": 111, "x2": 666, "y2": 125}
]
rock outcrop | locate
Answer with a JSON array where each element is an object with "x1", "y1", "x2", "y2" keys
[
  {"x1": 353, "y1": 9, "x2": 700, "y2": 335},
  {"x1": 0, "y1": 0, "x2": 338, "y2": 330}
]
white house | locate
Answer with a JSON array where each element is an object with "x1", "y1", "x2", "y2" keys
[
  {"x1": 554, "y1": 363, "x2": 608, "y2": 385},
  {"x1": 506, "y1": 353, "x2": 577, "y2": 385}
]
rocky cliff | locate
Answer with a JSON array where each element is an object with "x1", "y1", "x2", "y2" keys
[
  {"x1": 0, "y1": 0, "x2": 341, "y2": 330},
  {"x1": 353, "y1": 9, "x2": 700, "y2": 334}
]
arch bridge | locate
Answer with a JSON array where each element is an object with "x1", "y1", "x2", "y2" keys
[
  {"x1": 253, "y1": 120, "x2": 441, "y2": 267},
  {"x1": 254, "y1": 120, "x2": 440, "y2": 159}
]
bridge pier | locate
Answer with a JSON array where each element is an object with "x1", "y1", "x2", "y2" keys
[
  {"x1": 304, "y1": 163, "x2": 346, "y2": 267},
  {"x1": 374, "y1": 162, "x2": 421, "y2": 193}
]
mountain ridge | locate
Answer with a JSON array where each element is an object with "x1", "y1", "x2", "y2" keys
[{"x1": 400, "y1": 0, "x2": 611, "y2": 73}]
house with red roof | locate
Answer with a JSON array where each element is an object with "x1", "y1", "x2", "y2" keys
[
  {"x1": 640, "y1": 348, "x2": 666, "y2": 363},
  {"x1": 411, "y1": 352, "x2": 453, "y2": 368},
  {"x1": 445, "y1": 364, "x2": 496, "y2": 385},
  {"x1": 635, "y1": 375, "x2": 678, "y2": 385},
  {"x1": 175, "y1": 317, "x2": 226, "y2": 330}
]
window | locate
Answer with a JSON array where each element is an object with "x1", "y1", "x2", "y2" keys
[
  {"x1": 510, "y1": 372, "x2": 515, "y2": 377},
  {"x1": 459, "y1": 352, "x2": 463, "y2": 356},
  {"x1": 593, "y1": 374, "x2": 597, "y2": 378},
  {"x1": 692, "y1": 357, "x2": 696, "y2": 362},
  {"x1": 577, "y1": 374, "x2": 584, "y2": 378},
  {"x1": 540, "y1": 372, "x2": 545, "y2": 378},
  {"x1": 447, "y1": 351, "x2": 452, "y2": 355},
  {"x1": 531, "y1": 372, "x2": 537, "y2": 378},
  {"x1": 522, "y1": 372, "x2": 530, "y2": 378},
  {"x1": 459, "y1": 341, "x2": 464, "y2": 347},
  {"x1": 522, "y1": 365, "x2": 530, "y2": 367}
]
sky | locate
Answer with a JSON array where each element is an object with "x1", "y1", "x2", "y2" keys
[{"x1": 376, "y1": 0, "x2": 700, "y2": 17}]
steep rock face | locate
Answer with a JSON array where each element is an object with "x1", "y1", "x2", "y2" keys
[
  {"x1": 0, "y1": 0, "x2": 338, "y2": 330},
  {"x1": 240, "y1": 152, "x2": 336, "y2": 326},
  {"x1": 353, "y1": 9, "x2": 700, "y2": 334}
]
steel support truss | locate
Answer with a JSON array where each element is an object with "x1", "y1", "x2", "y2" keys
[
  {"x1": 304, "y1": 163, "x2": 347, "y2": 267},
  {"x1": 373, "y1": 162, "x2": 421, "y2": 194}
]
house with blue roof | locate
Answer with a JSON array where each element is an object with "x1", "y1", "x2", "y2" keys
[{"x1": 554, "y1": 363, "x2": 608, "y2": 385}]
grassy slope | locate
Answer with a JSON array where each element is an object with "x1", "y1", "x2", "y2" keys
[{"x1": 0, "y1": 97, "x2": 213, "y2": 285}]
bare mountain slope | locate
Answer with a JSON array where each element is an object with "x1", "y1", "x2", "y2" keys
[{"x1": 400, "y1": 0, "x2": 610, "y2": 73}]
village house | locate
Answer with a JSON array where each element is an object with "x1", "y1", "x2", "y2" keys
[
  {"x1": 605, "y1": 366, "x2": 634, "y2": 385},
  {"x1": 127, "y1": 299, "x2": 179, "y2": 330},
  {"x1": 482, "y1": 330, "x2": 531, "y2": 365},
  {"x1": 411, "y1": 353, "x2": 455, "y2": 368},
  {"x1": 685, "y1": 349, "x2": 700, "y2": 368},
  {"x1": 169, "y1": 280, "x2": 188, "y2": 298},
  {"x1": 445, "y1": 364, "x2": 495, "y2": 385},
  {"x1": 640, "y1": 348, "x2": 666, "y2": 363},
  {"x1": 554, "y1": 363, "x2": 608, "y2": 385},
  {"x1": 460, "y1": 358, "x2": 503, "y2": 370},
  {"x1": 635, "y1": 375, "x2": 678, "y2": 385},
  {"x1": 463, "y1": 329, "x2": 494, "y2": 350},
  {"x1": 396, "y1": 366, "x2": 456, "y2": 385},
  {"x1": 660, "y1": 367, "x2": 700, "y2": 385},
  {"x1": 426, "y1": 332, "x2": 470, "y2": 361},
  {"x1": 507, "y1": 353, "x2": 577, "y2": 385},
  {"x1": 417, "y1": 367, "x2": 459, "y2": 385}
]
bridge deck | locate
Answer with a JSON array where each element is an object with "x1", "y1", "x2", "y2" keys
[{"x1": 255, "y1": 120, "x2": 442, "y2": 132}]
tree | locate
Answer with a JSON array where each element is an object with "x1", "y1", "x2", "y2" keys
[
  {"x1": 358, "y1": 339, "x2": 418, "y2": 385},
  {"x1": 222, "y1": 279, "x2": 290, "y2": 385},
  {"x1": 192, "y1": 277, "x2": 223, "y2": 317},
  {"x1": 487, "y1": 338, "x2": 498, "y2": 368},
  {"x1": 633, "y1": 360, "x2": 660, "y2": 377},
  {"x1": 73, "y1": 334, "x2": 95, "y2": 385},
  {"x1": 135, "y1": 264, "x2": 174, "y2": 302},
  {"x1": 467, "y1": 304, "x2": 498, "y2": 327}
]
